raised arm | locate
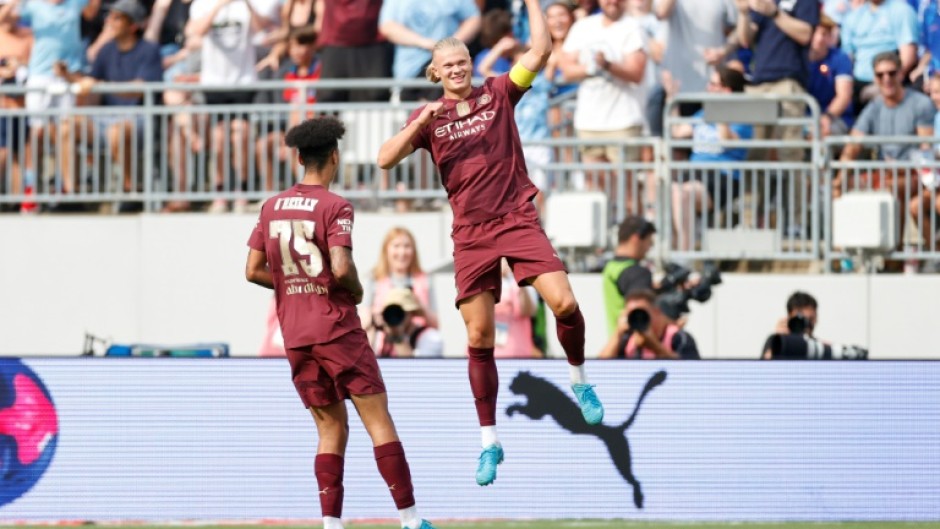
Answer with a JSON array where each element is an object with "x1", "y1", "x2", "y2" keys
[
  {"x1": 377, "y1": 102, "x2": 444, "y2": 169},
  {"x1": 330, "y1": 246, "x2": 364, "y2": 304},
  {"x1": 517, "y1": 0, "x2": 552, "y2": 72},
  {"x1": 186, "y1": 0, "x2": 232, "y2": 40}
]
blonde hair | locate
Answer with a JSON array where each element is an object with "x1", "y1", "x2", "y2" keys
[
  {"x1": 425, "y1": 37, "x2": 470, "y2": 83},
  {"x1": 372, "y1": 227, "x2": 424, "y2": 279}
]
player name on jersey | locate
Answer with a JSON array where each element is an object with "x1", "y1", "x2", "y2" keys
[{"x1": 274, "y1": 197, "x2": 319, "y2": 212}]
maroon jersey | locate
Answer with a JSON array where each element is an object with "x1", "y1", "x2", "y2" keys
[
  {"x1": 406, "y1": 74, "x2": 538, "y2": 226},
  {"x1": 247, "y1": 184, "x2": 362, "y2": 348},
  {"x1": 319, "y1": 0, "x2": 383, "y2": 47}
]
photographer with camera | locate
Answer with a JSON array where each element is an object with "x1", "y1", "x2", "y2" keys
[
  {"x1": 602, "y1": 216, "x2": 657, "y2": 336},
  {"x1": 761, "y1": 291, "x2": 867, "y2": 360},
  {"x1": 598, "y1": 290, "x2": 700, "y2": 360},
  {"x1": 373, "y1": 288, "x2": 444, "y2": 358}
]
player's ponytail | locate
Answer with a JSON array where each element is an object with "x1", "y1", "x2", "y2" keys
[{"x1": 426, "y1": 37, "x2": 469, "y2": 84}]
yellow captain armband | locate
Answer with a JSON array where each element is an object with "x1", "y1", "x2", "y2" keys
[{"x1": 509, "y1": 62, "x2": 537, "y2": 88}]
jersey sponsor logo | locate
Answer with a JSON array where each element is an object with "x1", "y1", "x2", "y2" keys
[
  {"x1": 434, "y1": 110, "x2": 497, "y2": 141},
  {"x1": 274, "y1": 197, "x2": 318, "y2": 212},
  {"x1": 478, "y1": 94, "x2": 491, "y2": 106},
  {"x1": 285, "y1": 282, "x2": 329, "y2": 296}
]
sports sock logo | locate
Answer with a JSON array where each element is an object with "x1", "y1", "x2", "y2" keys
[{"x1": 506, "y1": 370, "x2": 666, "y2": 509}]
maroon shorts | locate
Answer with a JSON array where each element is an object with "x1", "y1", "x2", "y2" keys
[
  {"x1": 452, "y1": 201, "x2": 566, "y2": 307},
  {"x1": 285, "y1": 328, "x2": 386, "y2": 409}
]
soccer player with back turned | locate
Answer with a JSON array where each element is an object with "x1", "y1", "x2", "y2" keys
[
  {"x1": 378, "y1": 0, "x2": 604, "y2": 487},
  {"x1": 245, "y1": 117, "x2": 438, "y2": 529}
]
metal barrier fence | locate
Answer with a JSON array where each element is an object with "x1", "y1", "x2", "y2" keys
[{"x1": 2, "y1": 81, "x2": 940, "y2": 268}]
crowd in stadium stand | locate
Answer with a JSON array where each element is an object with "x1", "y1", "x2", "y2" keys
[{"x1": 2, "y1": 0, "x2": 940, "y2": 230}]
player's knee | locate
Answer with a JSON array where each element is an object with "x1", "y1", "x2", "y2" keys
[
  {"x1": 465, "y1": 325, "x2": 495, "y2": 348},
  {"x1": 549, "y1": 294, "x2": 578, "y2": 319}
]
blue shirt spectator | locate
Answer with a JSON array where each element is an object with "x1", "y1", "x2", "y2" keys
[
  {"x1": 921, "y1": 0, "x2": 940, "y2": 77},
  {"x1": 746, "y1": 0, "x2": 819, "y2": 87},
  {"x1": 823, "y1": 0, "x2": 854, "y2": 26},
  {"x1": 473, "y1": 48, "x2": 512, "y2": 78},
  {"x1": 90, "y1": 39, "x2": 164, "y2": 106},
  {"x1": 808, "y1": 16, "x2": 856, "y2": 131},
  {"x1": 379, "y1": 0, "x2": 481, "y2": 80},
  {"x1": 841, "y1": 0, "x2": 919, "y2": 83},
  {"x1": 516, "y1": 71, "x2": 552, "y2": 142},
  {"x1": 690, "y1": 109, "x2": 753, "y2": 172},
  {"x1": 19, "y1": 0, "x2": 88, "y2": 76}
]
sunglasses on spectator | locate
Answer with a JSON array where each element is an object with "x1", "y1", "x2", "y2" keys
[{"x1": 874, "y1": 70, "x2": 898, "y2": 80}]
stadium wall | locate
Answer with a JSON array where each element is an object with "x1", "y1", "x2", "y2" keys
[
  {"x1": 1, "y1": 358, "x2": 938, "y2": 522},
  {"x1": 2, "y1": 214, "x2": 940, "y2": 359}
]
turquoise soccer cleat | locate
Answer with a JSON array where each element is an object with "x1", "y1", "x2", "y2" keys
[
  {"x1": 475, "y1": 443, "x2": 504, "y2": 486},
  {"x1": 572, "y1": 383, "x2": 604, "y2": 425},
  {"x1": 416, "y1": 520, "x2": 438, "y2": 529}
]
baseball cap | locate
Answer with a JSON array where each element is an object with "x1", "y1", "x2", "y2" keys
[
  {"x1": 382, "y1": 288, "x2": 421, "y2": 313},
  {"x1": 110, "y1": 0, "x2": 148, "y2": 24},
  {"x1": 617, "y1": 215, "x2": 656, "y2": 243}
]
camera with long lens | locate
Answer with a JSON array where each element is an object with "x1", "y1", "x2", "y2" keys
[
  {"x1": 655, "y1": 262, "x2": 723, "y2": 321},
  {"x1": 767, "y1": 314, "x2": 868, "y2": 360},
  {"x1": 626, "y1": 308, "x2": 651, "y2": 332}
]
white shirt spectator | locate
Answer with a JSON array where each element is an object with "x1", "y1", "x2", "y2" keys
[
  {"x1": 190, "y1": 0, "x2": 258, "y2": 84},
  {"x1": 563, "y1": 12, "x2": 647, "y2": 131}
]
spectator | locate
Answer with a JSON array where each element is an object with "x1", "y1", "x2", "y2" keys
[
  {"x1": 736, "y1": 0, "x2": 817, "y2": 163},
  {"x1": 760, "y1": 290, "x2": 817, "y2": 359},
  {"x1": 598, "y1": 289, "x2": 700, "y2": 359},
  {"x1": 379, "y1": 0, "x2": 481, "y2": 101},
  {"x1": 145, "y1": 0, "x2": 198, "y2": 213},
  {"x1": 186, "y1": 0, "x2": 264, "y2": 213},
  {"x1": 654, "y1": 0, "x2": 737, "y2": 114},
  {"x1": 64, "y1": 0, "x2": 162, "y2": 202},
  {"x1": 473, "y1": 8, "x2": 513, "y2": 77},
  {"x1": 807, "y1": 14, "x2": 855, "y2": 137},
  {"x1": 255, "y1": 0, "x2": 314, "y2": 71},
  {"x1": 668, "y1": 65, "x2": 752, "y2": 249},
  {"x1": 374, "y1": 287, "x2": 445, "y2": 357},
  {"x1": 573, "y1": 0, "x2": 599, "y2": 18},
  {"x1": 254, "y1": 26, "x2": 320, "y2": 194},
  {"x1": 558, "y1": 0, "x2": 647, "y2": 194},
  {"x1": 601, "y1": 215, "x2": 656, "y2": 336},
  {"x1": 0, "y1": 0, "x2": 87, "y2": 200},
  {"x1": 841, "y1": 0, "x2": 918, "y2": 107},
  {"x1": 493, "y1": 259, "x2": 541, "y2": 358},
  {"x1": 823, "y1": 0, "x2": 863, "y2": 27},
  {"x1": 315, "y1": 0, "x2": 392, "y2": 103},
  {"x1": 367, "y1": 227, "x2": 439, "y2": 354},
  {"x1": 543, "y1": 0, "x2": 577, "y2": 97},
  {"x1": 837, "y1": 52, "x2": 934, "y2": 197},
  {"x1": 908, "y1": 73, "x2": 940, "y2": 254},
  {"x1": 0, "y1": 4, "x2": 32, "y2": 205},
  {"x1": 917, "y1": 0, "x2": 940, "y2": 87}
]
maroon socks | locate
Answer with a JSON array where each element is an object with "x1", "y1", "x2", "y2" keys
[
  {"x1": 374, "y1": 441, "x2": 416, "y2": 510},
  {"x1": 314, "y1": 453, "x2": 345, "y2": 518},
  {"x1": 467, "y1": 346, "x2": 498, "y2": 426},
  {"x1": 556, "y1": 306, "x2": 586, "y2": 366}
]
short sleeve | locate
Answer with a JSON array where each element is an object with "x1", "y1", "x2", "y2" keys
[
  {"x1": 139, "y1": 43, "x2": 164, "y2": 82},
  {"x1": 90, "y1": 46, "x2": 108, "y2": 80},
  {"x1": 833, "y1": 52, "x2": 854, "y2": 80},
  {"x1": 456, "y1": 0, "x2": 480, "y2": 21},
  {"x1": 852, "y1": 102, "x2": 876, "y2": 135},
  {"x1": 493, "y1": 73, "x2": 526, "y2": 106},
  {"x1": 915, "y1": 96, "x2": 936, "y2": 129},
  {"x1": 404, "y1": 106, "x2": 431, "y2": 151},
  {"x1": 896, "y1": 3, "x2": 919, "y2": 47},
  {"x1": 18, "y1": 2, "x2": 32, "y2": 25},
  {"x1": 621, "y1": 21, "x2": 645, "y2": 55},
  {"x1": 793, "y1": 0, "x2": 819, "y2": 26},
  {"x1": 189, "y1": 0, "x2": 210, "y2": 21},
  {"x1": 732, "y1": 123, "x2": 754, "y2": 140},
  {"x1": 723, "y1": 0, "x2": 738, "y2": 28},
  {"x1": 247, "y1": 212, "x2": 266, "y2": 251},
  {"x1": 378, "y1": 0, "x2": 402, "y2": 25},
  {"x1": 561, "y1": 19, "x2": 585, "y2": 53},
  {"x1": 326, "y1": 200, "x2": 355, "y2": 249}
]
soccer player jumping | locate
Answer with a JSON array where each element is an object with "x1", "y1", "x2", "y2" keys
[
  {"x1": 378, "y1": 0, "x2": 604, "y2": 487},
  {"x1": 246, "y1": 117, "x2": 437, "y2": 529}
]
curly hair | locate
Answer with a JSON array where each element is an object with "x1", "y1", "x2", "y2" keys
[{"x1": 285, "y1": 116, "x2": 346, "y2": 170}]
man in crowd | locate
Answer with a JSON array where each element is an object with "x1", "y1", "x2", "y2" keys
[{"x1": 602, "y1": 215, "x2": 656, "y2": 336}]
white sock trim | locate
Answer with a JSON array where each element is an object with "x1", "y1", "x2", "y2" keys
[
  {"x1": 481, "y1": 425, "x2": 499, "y2": 448},
  {"x1": 323, "y1": 516, "x2": 344, "y2": 529},
  {"x1": 570, "y1": 364, "x2": 587, "y2": 385},
  {"x1": 399, "y1": 505, "x2": 420, "y2": 529}
]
